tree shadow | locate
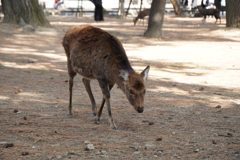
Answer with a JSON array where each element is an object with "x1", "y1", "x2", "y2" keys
[{"x1": 0, "y1": 16, "x2": 240, "y2": 159}]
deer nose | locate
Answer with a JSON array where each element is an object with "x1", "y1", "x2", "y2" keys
[{"x1": 137, "y1": 108, "x2": 144, "y2": 113}]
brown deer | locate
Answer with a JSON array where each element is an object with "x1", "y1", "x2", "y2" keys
[
  {"x1": 62, "y1": 25, "x2": 150, "y2": 130},
  {"x1": 133, "y1": 9, "x2": 150, "y2": 26}
]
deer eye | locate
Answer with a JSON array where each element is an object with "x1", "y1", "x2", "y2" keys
[{"x1": 129, "y1": 90, "x2": 134, "y2": 95}]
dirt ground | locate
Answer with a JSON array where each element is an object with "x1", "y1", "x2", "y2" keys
[{"x1": 0, "y1": 13, "x2": 240, "y2": 160}]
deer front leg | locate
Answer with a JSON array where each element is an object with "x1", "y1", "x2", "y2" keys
[
  {"x1": 68, "y1": 77, "x2": 74, "y2": 116},
  {"x1": 96, "y1": 98, "x2": 105, "y2": 122},
  {"x1": 106, "y1": 97, "x2": 117, "y2": 130},
  {"x1": 96, "y1": 84, "x2": 114, "y2": 121},
  {"x1": 98, "y1": 80, "x2": 117, "y2": 130},
  {"x1": 82, "y1": 78, "x2": 97, "y2": 116}
]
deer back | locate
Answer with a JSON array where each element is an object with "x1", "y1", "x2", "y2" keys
[{"x1": 62, "y1": 25, "x2": 134, "y2": 82}]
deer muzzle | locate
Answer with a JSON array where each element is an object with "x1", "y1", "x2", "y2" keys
[{"x1": 137, "y1": 107, "x2": 144, "y2": 113}]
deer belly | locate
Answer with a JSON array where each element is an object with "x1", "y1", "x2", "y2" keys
[{"x1": 72, "y1": 63, "x2": 95, "y2": 79}]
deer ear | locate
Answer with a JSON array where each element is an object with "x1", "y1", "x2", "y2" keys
[
  {"x1": 119, "y1": 70, "x2": 129, "y2": 81},
  {"x1": 140, "y1": 66, "x2": 150, "y2": 81}
]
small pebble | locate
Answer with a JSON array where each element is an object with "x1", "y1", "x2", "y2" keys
[
  {"x1": 4, "y1": 143, "x2": 14, "y2": 148},
  {"x1": 213, "y1": 133, "x2": 218, "y2": 137},
  {"x1": 148, "y1": 122, "x2": 154, "y2": 125},
  {"x1": 212, "y1": 140, "x2": 217, "y2": 144},
  {"x1": 130, "y1": 146, "x2": 137, "y2": 150},
  {"x1": 156, "y1": 138, "x2": 162, "y2": 141},
  {"x1": 227, "y1": 132, "x2": 233, "y2": 137},
  {"x1": 0, "y1": 142, "x2": 7, "y2": 145},
  {"x1": 174, "y1": 154, "x2": 179, "y2": 157},
  {"x1": 133, "y1": 151, "x2": 140, "y2": 155},
  {"x1": 100, "y1": 155, "x2": 108, "y2": 158},
  {"x1": 87, "y1": 144, "x2": 94, "y2": 150},
  {"x1": 157, "y1": 150, "x2": 163, "y2": 154},
  {"x1": 95, "y1": 151, "x2": 101, "y2": 155},
  {"x1": 84, "y1": 140, "x2": 90, "y2": 144},
  {"x1": 216, "y1": 105, "x2": 221, "y2": 108},
  {"x1": 203, "y1": 155, "x2": 210, "y2": 159},
  {"x1": 145, "y1": 144, "x2": 156, "y2": 150},
  {"x1": 84, "y1": 147, "x2": 90, "y2": 151},
  {"x1": 21, "y1": 152, "x2": 29, "y2": 156}
]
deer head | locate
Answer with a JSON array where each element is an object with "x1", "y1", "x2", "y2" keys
[
  {"x1": 119, "y1": 66, "x2": 150, "y2": 113},
  {"x1": 133, "y1": 17, "x2": 138, "y2": 26}
]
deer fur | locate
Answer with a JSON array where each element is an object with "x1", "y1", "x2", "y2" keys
[
  {"x1": 62, "y1": 25, "x2": 150, "y2": 130},
  {"x1": 133, "y1": 9, "x2": 150, "y2": 26},
  {"x1": 197, "y1": 6, "x2": 221, "y2": 24}
]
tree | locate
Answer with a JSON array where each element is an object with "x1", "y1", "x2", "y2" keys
[
  {"x1": 1, "y1": 0, "x2": 50, "y2": 28},
  {"x1": 125, "y1": 0, "x2": 133, "y2": 16},
  {"x1": 144, "y1": 0, "x2": 166, "y2": 38},
  {"x1": 118, "y1": 0, "x2": 125, "y2": 18},
  {"x1": 170, "y1": 0, "x2": 183, "y2": 16},
  {"x1": 226, "y1": 0, "x2": 240, "y2": 28}
]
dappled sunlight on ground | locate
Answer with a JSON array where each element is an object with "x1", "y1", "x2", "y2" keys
[{"x1": 0, "y1": 14, "x2": 240, "y2": 159}]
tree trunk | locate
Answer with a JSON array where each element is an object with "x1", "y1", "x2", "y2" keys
[
  {"x1": 170, "y1": 0, "x2": 183, "y2": 16},
  {"x1": 226, "y1": 0, "x2": 240, "y2": 28},
  {"x1": 1, "y1": 0, "x2": 50, "y2": 28},
  {"x1": 118, "y1": 0, "x2": 125, "y2": 18},
  {"x1": 140, "y1": 0, "x2": 143, "y2": 12},
  {"x1": 125, "y1": 0, "x2": 132, "y2": 16},
  {"x1": 144, "y1": 0, "x2": 166, "y2": 38}
]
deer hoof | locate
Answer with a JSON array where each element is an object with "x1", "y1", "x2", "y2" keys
[
  {"x1": 93, "y1": 112, "x2": 97, "y2": 116},
  {"x1": 111, "y1": 126, "x2": 118, "y2": 130},
  {"x1": 95, "y1": 118, "x2": 100, "y2": 122},
  {"x1": 68, "y1": 113, "x2": 73, "y2": 116},
  {"x1": 95, "y1": 118, "x2": 100, "y2": 125}
]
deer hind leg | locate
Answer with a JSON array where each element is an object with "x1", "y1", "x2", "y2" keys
[
  {"x1": 67, "y1": 59, "x2": 77, "y2": 116},
  {"x1": 96, "y1": 84, "x2": 114, "y2": 121},
  {"x1": 215, "y1": 17, "x2": 220, "y2": 24},
  {"x1": 82, "y1": 78, "x2": 97, "y2": 116},
  {"x1": 97, "y1": 80, "x2": 117, "y2": 130}
]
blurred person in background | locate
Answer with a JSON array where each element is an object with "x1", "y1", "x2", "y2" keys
[{"x1": 91, "y1": 0, "x2": 104, "y2": 21}]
